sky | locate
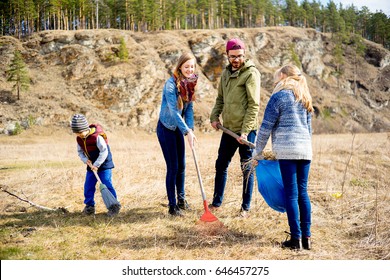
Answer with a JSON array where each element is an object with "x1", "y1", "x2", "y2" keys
[{"x1": 315, "y1": 0, "x2": 390, "y2": 16}]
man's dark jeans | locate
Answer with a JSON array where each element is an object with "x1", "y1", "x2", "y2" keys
[{"x1": 212, "y1": 130, "x2": 256, "y2": 211}]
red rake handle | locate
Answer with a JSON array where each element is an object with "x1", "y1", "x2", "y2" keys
[{"x1": 216, "y1": 124, "x2": 256, "y2": 149}]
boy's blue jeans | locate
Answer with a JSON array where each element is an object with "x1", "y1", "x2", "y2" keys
[
  {"x1": 279, "y1": 159, "x2": 312, "y2": 240},
  {"x1": 157, "y1": 121, "x2": 186, "y2": 207},
  {"x1": 212, "y1": 130, "x2": 256, "y2": 211},
  {"x1": 84, "y1": 168, "x2": 117, "y2": 206}
]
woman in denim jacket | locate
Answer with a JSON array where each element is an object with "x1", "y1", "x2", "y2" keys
[{"x1": 157, "y1": 53, "x2": 198, "y2": 216}]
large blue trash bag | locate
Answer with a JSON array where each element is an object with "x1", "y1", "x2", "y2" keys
[{"x1": 255, "y1": 160, "x2": 286, "y2": 213}]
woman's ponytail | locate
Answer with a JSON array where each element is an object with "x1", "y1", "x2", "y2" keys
[
  {"x1": 273, "y1": 65, "x2": 313, "y2": 113},
  {"x1": 297, "y1": 75, "x2": 313, "y2": 112}
]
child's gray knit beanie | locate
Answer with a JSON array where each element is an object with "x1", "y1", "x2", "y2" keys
[{"x1": 71, "y1": 114, "x2": 89, "y2": 133}]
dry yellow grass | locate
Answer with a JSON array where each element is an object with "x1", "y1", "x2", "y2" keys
[{"x1": 0, "y1": 127, "x2": 389, "y2": 260}]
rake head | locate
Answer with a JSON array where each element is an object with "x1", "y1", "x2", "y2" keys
[
  {"x1": 200, "y1": 210, "x2": 218, "y2": 222},
  {"x1": 199, "y1": 200, "x2": 218, "y2": 222}
]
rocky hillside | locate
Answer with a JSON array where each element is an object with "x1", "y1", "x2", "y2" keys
[{"x1": 0, "y1": 27, "x2": 389, "y2": 134}]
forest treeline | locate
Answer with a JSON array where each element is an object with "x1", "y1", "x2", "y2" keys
[{"x1": 1, "y1": 0, "x2": 389, "y2": 49}]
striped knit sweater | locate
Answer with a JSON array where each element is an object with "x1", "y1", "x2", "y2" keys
[{"x1": 254, "y1": 89, "x2": 312, "y2": 160}]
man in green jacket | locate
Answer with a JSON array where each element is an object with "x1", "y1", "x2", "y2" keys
[{"x1": 209, "y1": 38, "x2": 261, "y2": 217}]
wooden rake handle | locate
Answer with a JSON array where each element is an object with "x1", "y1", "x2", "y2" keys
[
  {"x1": 87, "y1": 162, "x2": 102, "y2": 183},
  {"x1": 191, "y1": 147, "x2": 207, "y2": 202},
  {"x1": 216, "y1": 124, "x2": 256, "y2": 149}
]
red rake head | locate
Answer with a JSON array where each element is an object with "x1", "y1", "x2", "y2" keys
[
  {"x1": 200, "y1": 200, "x2": 219, "y2": 222},
  {"x1": 200, "y1": 210, "x2": 218, "y2": 222},
  {"x1": 196, "y1": 202, "x2": 226, "y2": 235}
]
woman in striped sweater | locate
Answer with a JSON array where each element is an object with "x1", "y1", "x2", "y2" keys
[{"x1": 254, "y1": 64, "x2": 314, "y2": 250}]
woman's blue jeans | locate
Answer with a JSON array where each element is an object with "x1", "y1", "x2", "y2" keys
[
  {"x1": 84, "y1": 168, "x2": 117, "y2": 206},
  {"x1": 157, "y1": 121, "x2": 186, "y2": 207},
  {"x1": 212, "y1": 130, "x2": 256, "y2": 211},
  {"x1": 279, "y1": 160, "x2": 312, "y2": 240}
]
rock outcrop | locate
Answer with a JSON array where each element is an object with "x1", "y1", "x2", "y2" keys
[{"x1": 0, "y1": 27, "x2": 389, "y2": 134}]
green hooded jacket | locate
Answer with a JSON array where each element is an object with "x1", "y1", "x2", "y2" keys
[{"x1": 210, "y1": 59, "x2": 261, "y2": 134}]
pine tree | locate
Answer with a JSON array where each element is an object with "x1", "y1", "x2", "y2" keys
[
  {"x1": 350, "y1": 34, "x2": 366, "y2": 94},
  {"x1": 118, "y1": 37, "x2": 129, "y2": 62},
  {"x1": 340, "y1": 4, "x2": 358, "y2": 34},
  {"x1": 285, "y1": 0, "x2": 299, "y2": 26},
  {"x1": 368, "y1": 12, "x2": 389, "y2": 47},
  {"x1": 6, "y1": 50, "x2": 30, "y2": 100},
  {"x1": 289, "y1": 43, "x2": 302, "y2": 69},
  {"x1": 332, "y1": 34, "x2": 344, "y2": 88},
  {"x1": 326, "y1": 0, "x2": 343, "y2": 34}
]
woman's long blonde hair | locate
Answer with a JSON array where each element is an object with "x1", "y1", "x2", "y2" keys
[{"x1": 273, "y1": 65, "x2": 313, "y2": 112}]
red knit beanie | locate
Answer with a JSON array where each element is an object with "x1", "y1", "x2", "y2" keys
[{"x1": 226, "y1": 38, "x2": 245, "y2": 52}]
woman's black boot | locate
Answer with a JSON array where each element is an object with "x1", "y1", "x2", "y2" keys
[
  {"x1": 282, "y1": 238, "x2": 302, "y2": 250},
  {"x1": 302, "y1": 237, "x2": 311, "y2": 250},
  {"x1": 168, "y1": 205, "x2": 183, "y2": 216},
  {"x1": 178, "y1": 199, "x2": 191, "y2": 210}
]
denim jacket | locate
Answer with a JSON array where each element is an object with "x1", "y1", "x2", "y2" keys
[{"x1": 158, "y1": 76, "x2": 194, "y2": 135}]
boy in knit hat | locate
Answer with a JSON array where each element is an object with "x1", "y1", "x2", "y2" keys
[{"x1": 71, "y1": 114, "x2": 120, "y2": 216}]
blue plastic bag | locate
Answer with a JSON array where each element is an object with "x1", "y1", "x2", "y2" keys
[{"x1": 255, "y1": 160, "x2": 286, "y2": 213}]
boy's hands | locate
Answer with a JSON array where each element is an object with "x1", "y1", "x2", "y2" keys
[{"x1": 87, "y1": 160, "x2": 98, "y2": 172}]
